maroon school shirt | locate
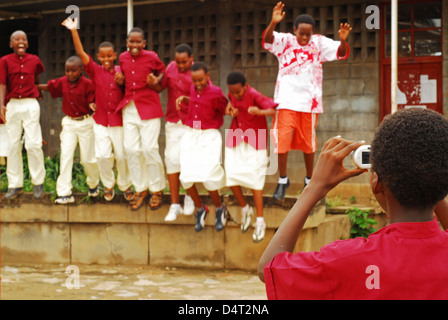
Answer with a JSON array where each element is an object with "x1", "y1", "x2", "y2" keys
[
  {"x1": 225, "y1": 86, "x2": 278, "y2": 150},
  {"x1": 183, "y1": 83, "x2": 227, "y2": 130},
  {"x1": 47, "y1": 75, "x2": 95, "y2": 118},
  {"x1": 0, "y1": 53, "x2": 45, "y2": 103},
  {"x1": 117, "y1": 50, "x2": 165, "y2": 120},
  {"x1": 84, "y1": 56, "x2": 124, "y2": 127},
  {"x1": 265, "y1": 219, "x2": 448, "y2": 300},
  {"x1": 160, "y1": 61, "x2": 192, "y2": 124}
]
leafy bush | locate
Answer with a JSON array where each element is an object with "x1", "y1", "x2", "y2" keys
[
  {"x1": 347, "y1": 207, "x2": 378, "y2": 238},
  {"x1": 1, "y1": 152, "x2": 89, "y2": 197}
]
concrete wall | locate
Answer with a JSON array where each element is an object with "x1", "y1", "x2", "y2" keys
[{"x1": 1, "y1": 193, "x2": 373, "y2": 271}]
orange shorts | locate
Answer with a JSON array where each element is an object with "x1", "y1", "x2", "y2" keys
[{"x1": 271, "y1": 109, "x2": 319, "y2": 154}]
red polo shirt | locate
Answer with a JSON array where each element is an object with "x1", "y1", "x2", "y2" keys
[
  {"x1": 265, "y1": 219, "x2": 448, "y2": 300},
  {"x1": 183, "y1": 83, "x2": 227, "y2": 130},
  {"x1": 47, "y1": 75, "x2": 95, "y2": 118},
  {"x1": 225, "y1": 86, "x2": 278, "y2": 150},
  {"x1": 160, "y1": 61, "x2": 191, "y2": 124},
  {"x1": 0, "y1": 53, "x2": 45, "y2": 103},
  {"x1": 117, "y1": 50, "x2": 165, "y2": 120},
  {"x1": 84, "y1": 56, "x2": 124, "y2": 127}
]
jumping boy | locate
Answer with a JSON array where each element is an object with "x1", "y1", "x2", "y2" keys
[
  {"x1": 259, "y1": 108, "x2": 448, "y2": 300},
  {"x1": 262, "y1": 1, "x2": 352, "y2": 200},
  {"x1": 115, "y1": 27, "x2": 166, "y2": 211},
  {"x1": 0, "y1": 30, "x2": 46, "y2": 200},
  {"x1": 151, "y1": 43, "x2": 195, "y2": 221},
  {"x1": 225, "y1": 71, "x2": 277, "y2": 242},
  {"x1": 176, "y1": 62, "x2": 228, "y2": 232},
  {"x1": 62, "y1": 17, "x2": 134, "y2": 202},
  {"x1": 38, "y1": 56, "x2": 100, "y2": 204}
]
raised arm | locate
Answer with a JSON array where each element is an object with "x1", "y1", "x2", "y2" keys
[
  {"x1": 62, "y1": 17, "x2": 90, "y2": 66},
  {"x1": 337, "y1": 23, "x2": 352, "y2": 58},
  {"x1": 258, "y1": 137, "x2": 367, "y2": 282},
  {"x1": 263, "y1": 1, "x2": 286, "y2": 45}
]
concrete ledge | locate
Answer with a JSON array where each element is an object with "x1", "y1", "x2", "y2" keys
[{"x1": 1, "y1": 192, "x2": 361, "y2": 271}]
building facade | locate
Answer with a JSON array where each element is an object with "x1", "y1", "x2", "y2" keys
[{"x1": 0, "y1": 0, "x2": 446, "y2": 188}]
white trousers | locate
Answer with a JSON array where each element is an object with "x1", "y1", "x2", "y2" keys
[
  {"x1": 56, "y1": 116, "x2": 99, "y2": 197},
  {"x1": 94, "y1": 123, "x2": 132, "y2": 191},
  {"x1": 123, "y1": 102, "x2": 166, "y2": 193},
  {"x1": 164, "y1": 120, "x2": 189, "y2": 174},
  {"x1": 5, "y1": 98, "x2": 45, "y2": 188},
  {"x1": 0, "y1": 124, "x2": 9, "y2": 157}
]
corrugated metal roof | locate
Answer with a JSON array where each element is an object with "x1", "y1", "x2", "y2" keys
[{"x1": 0, "y1": 0, "x2": 191, "y2": 19}]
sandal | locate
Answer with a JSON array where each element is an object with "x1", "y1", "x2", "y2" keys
[
  {"x1": 104, "y1": 187, "x2": 115, "y2": 201},
  {"x1": 149, "y1": 191, "x2": 163, "y2": 210},
  {"x1": 123, "y1": 187, "x2": 135, "y2": 202},
  {"x1": 131, "y1": 190, "x2": 148, "y2": 211}
]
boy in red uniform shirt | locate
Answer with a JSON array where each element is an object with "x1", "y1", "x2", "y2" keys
[
  {"x1": 152, "y1": 43, "x2": 195, "y2": 221},
  {"x1": 38, "y1": 56, "x2": 100, "y2": 204},
  {"x1": 115, "y1": 27, "x2": 166, "y2": 211},
  {"x1": 225, "y1": 71, "x2": 277, "y2": 242},
  {"x1": 259, "y1": 108, "x2": 448, "y2": 300},
  {"x1": 176, "y1": 62, "x2": 228, "y2": 232},
  {"x1": 0, "y1": 30, "x2": 46, "y2": 200},
  {"x1": 62, "y1": 17, "x2": 134, "y2": 202}
]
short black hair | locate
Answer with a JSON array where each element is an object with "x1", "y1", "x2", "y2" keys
[
  {"x1": 371, "y1": 108, "x2": 448, "y2": 210},
  {"x1": 175, "y1": 43, "x2": 193, "y2": 57},
  {"x1": 190, "y1": 61, "x2": 208, "y2": 73},
  {"x1": 127, "y1": 27, "x2": 145, "y2": 39},
  {"x1": 294, "y1": 14, "x2": 316, "y2": 29},
  {"x1": 65, "y1": 55, "x2": 82, "y2": 68},
  {"x1": 98, "y1": 41, "x2": 115, "y2": 50},
  {"x1": 227, "y1": 71, "x2": 246, "y2": 86}
]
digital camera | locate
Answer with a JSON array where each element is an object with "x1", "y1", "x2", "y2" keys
[{"x1": 351, "y1": 145, "x2": 371, "y2": 169}]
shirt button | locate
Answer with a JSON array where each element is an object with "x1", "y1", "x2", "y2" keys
[
  {"x1": 21, "y1": 65, "x2": 24, "y2": 68},
  {"x1": 132, "y1": 71, "x2": 135, "y2": 74},
  {"x1": 18, "y1": 95, "x2": 22, "y2": 98},
  {"x1": 133, "y1": 82, "x2": 136, "y2": 86},
  {"x1": 20, "y1": 75, "x2": 23, "y2": 79},
  {"x1": 132, "y1": 59, "x2": 135, "y2": 62}
]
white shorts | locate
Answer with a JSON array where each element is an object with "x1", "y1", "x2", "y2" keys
[
  {"x1": 164, "y1": 120, "x2": 189, "y2": 174},
  {"x1": 179, "y1": 128, "x2": 225, "y2": 191},
  {"x1": 225, "y1": 142, "x2": 267, "y2": 190}
]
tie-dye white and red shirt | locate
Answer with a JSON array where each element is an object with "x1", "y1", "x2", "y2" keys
[{"x1": 262, "y1": 31, "x2": 349, "y2": 113}]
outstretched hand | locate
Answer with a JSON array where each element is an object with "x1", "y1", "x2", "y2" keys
[
  {"x1": 338, "y1": 23, "x2": 352, "y2": 42},
  {"x1": 62, "y1": 17, "x2": 78, "y2": 30},
  {"x1": 271, "y1": 1, "x2": 286, "y2": 24}
]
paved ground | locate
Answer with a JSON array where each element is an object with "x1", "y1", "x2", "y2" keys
[{"x1": 1, "y1": 264, "x2": 267, "y2": 300}]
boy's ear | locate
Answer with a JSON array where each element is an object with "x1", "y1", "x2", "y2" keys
[
  {"x1": 143, "y1": 40, "x2": 147, "y2": 48},
  {"x1": 370, "y1": 171, "x2": 383, "y2": 194}
]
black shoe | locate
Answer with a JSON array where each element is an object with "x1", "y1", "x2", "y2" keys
[
  {"x1": 33, "y1": 184, "x2": 44, "y2": 199},
  {"x1": 3, "y1": 187, "x2": 24, "y2": 200},
  {"x1": 215, "y1": 205, "x2": 228, "y2": 231},
  {"x1": 273, "y1": 178, "x2": 290, "y2": 201},
  {"x1": 195, "y1": 205, "x2": 209, "y2": 232}
]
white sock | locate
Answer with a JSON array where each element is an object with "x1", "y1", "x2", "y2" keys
[
  {"x1": 242, "y1": 204, "x2": 250, "y2": 214},
  {"x1": 305, "y1": 176, "x2": 311, "y2": 184},
  {"x1": 278, "y1": 176, "x2": 288, "y2": 184},
  {"x1": 256, "y1": 217, "x2": 265, "y2": 224}
]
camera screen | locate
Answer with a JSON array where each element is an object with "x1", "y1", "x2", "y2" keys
[{"x1": 362, "y1": 151, "x2": 370, "y2": 164}]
